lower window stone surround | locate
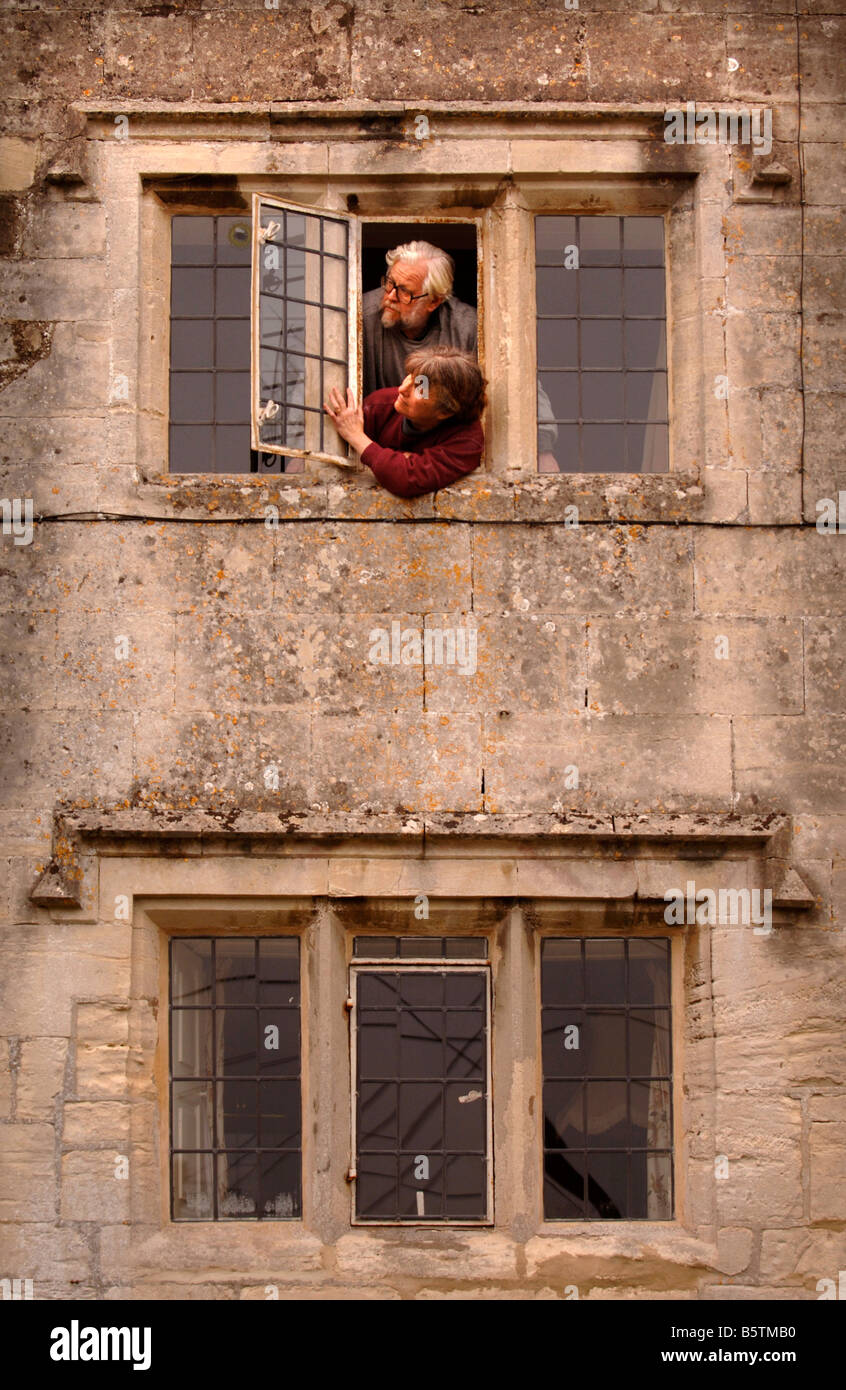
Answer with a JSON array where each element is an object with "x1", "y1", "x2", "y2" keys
[{"x1": 25, "y1": 809, "x2": 817, "y2": 1297}]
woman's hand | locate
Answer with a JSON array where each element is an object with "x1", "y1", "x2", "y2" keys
[{"x1": 324, "y1": 386, "x2": 371, "y2": 456}]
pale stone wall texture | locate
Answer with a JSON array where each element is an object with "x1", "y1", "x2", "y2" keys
[{"x1": 0, "y1": 0, "x2": 844, "y2": 1301}]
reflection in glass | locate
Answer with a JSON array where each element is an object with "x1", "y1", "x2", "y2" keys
[
  {"x1": 172, "y1": 216, "x2": 214, "y2": 265},
  {"x1": 171, "y1": 267, "x2": 214, "y2": 317},
  {"x1": 535, "y1": 213, "x2": 668, "y2": 475},
  {"x1": 169, "y1": 937, "x2": 301, "y2": 1220},
  {"x1": 355, "y1": 969, "x2": 489, "y2": 1221},
  {"x1": 541, "y1": 938, "x2": 673, "y2": 1220}
]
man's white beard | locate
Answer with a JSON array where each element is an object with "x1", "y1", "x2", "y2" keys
[{"x1": 380, "y1": 305, "x2": 401, "y2": 328}]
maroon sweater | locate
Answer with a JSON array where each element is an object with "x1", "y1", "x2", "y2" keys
[{"x1": 361, "y1": 388, "x2": 484, "y2": 499}]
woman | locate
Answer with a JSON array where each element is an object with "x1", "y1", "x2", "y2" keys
[{"x1": 323, "y1": 345, "x2": 486, "y2": 499}]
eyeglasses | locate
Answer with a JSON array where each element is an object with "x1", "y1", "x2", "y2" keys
[{"x1": 380, "y1": 274, "x2": 429, "y2": 306}]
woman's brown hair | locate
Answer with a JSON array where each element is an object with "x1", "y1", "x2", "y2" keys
[{"x1": 402, "y1": 345, "x2": 487, "y2": 424}]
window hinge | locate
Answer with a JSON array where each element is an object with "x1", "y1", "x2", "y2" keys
[
  {"x1": 258, "y1": 220, "x2": 281, "y2": 244},
  {"x1": 344, "y1": 996, "x2": 354, "y2": 1011},
  {"x1": 258, "y1": 400, "x2": 280, "y2": 423},
  {"x1": 346, "y1": 1167, "x2": 357, "y2": 1183}
]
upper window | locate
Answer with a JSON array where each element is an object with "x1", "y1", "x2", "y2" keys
[
  {"x1": 535, "y1": 216, "x2": 669, "y2": 475},
  {"x1": 164, "y1": 198, "x2": 670, "y2": 480}
]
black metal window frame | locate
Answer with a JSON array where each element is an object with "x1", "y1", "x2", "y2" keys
[
  {"x1": 350, "y1": 938, "x2": 493, "y2": 1227},
  {"x1": 540, "y1": 935, "x2": 674, "y2": 1223},
  {"x1": 168, "y1": 935, "x2": 302, "y2": 1222},
  {"x1": 535, "y1": 213, "x2": 670, "y2": 474}
]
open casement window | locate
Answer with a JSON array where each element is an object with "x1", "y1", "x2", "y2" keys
[
  {"x1": 350, "y1": 937, "x2": 492, "y2": 1225},
  {"x1": 251, "y1": 194, "x2": 360, "y2": 469}
]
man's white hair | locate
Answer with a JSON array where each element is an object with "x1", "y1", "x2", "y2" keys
[{"x1": 385, "y1": 241, "x2": 455, "y2": 299}]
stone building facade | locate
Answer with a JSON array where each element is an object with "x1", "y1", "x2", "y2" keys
[{"x1": 0, "y1": 0, "x2": 844, "y2": 1301}]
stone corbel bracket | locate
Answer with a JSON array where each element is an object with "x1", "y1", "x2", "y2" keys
[
  {"x1": 733, "y1": 160, "x2": 792, "y2": 205},
  {"x1": 30, "y1": 809, "x2": 818, "y2": 921}
]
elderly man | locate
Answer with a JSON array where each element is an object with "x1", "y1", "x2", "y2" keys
[
  {"x1": 362, "y1": 240, "x2": 475, "y2": 399},
  {"x1": 363, "y1": 239, "x2": 558, "y2": 467}
]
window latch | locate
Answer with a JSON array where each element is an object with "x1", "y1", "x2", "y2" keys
[
  {"x1": 258, "y1": 220, "x2": 281, "y2": 244},
  {"x1": 258, "y1": 400, "x2": 280, "y2": 423}
]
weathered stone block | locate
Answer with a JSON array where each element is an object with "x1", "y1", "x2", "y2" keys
[
  {"x1": 0, "y1": 710, "x2": 134, "y2": 808},
  {"x1": 695, "y1": 529, "x2": 846, "y2": 616},
  {"x1": 312, "y1": 711, "x2": 482, "y2": 812},
  {"x1": 23, "y1": 201, "x2": 106, "y2": 260},
  {"x1": 726, "y1": 255, "x2": 800, "y2": 313},
  {"x1": 0, "y1": 923, "x2": 131, "y2": 1034},
  {"x1": 803, "y1": 143, "x2": 846, "y2": 206},
  {"x1": 803, "y1": 314, "x2": 846, "y2": 393},
  {"x1": 724, "y1": 207, "x2": 801, "y2": 258},
  {"x1": 0, "y1": 136, "x2": 37, "y2": 191},
  {"x1": 193, "y1": 9, "x2": 350, "y2": 103},
  {"x1": 0, "y1": 610, "x2": 58, "y2": 709},
  {"x1": 55, "y1": 607, "x2": 175, "y2": 711},
  {"x1": 806, "y1": 618, "x2": 846, "y2": 713},
  {"x1": 175, "y1": 609, "x2": 425, "y2": 714},
  {"x1": 760, "y1": 1227, "x2": 846, "y2": 1283},
  {"x1": 733, "y1": 716, "x2": 846, "y2": 815},
  {"x1": 0, "y1": 1122, "x2": 56, "y2": 1221},
  {"x1": 809, "y1": 1119, "x2": 846, "y2": 1221},
  {"x1": 0, "y1": 14, "x2": 101, "y2": 103},
  {"x1": 747, "y1": 474, "x2": 801, "y2": 525},
  {"x1": 63, "y1": 1101, "x2": 131, "y2": 1148},
  {"x1": 424, "y1": 614, "x2": 586, "y2": 715},
  {"x1": 60, "y1": 1150, "x2": 131, "y2": 1223},
  {"x1": 259, "y1": 521, "x2": 469, "y2": 616},
  {"x1": 473, "y1": 525, "x2": 694, "y2": 616},
  {"x1": 16, "y1": 1038, "x2": 67, "y2": 1119},
  {"x1": 0, "y1": 261, "x2": 107, "y2": 322},
  {"x1": 133, "y1": 707, "x2": 311, "y2": 810},
  {"x1": 587, "y1": 618, "x2": 802, "y2": 715},
  {"x1": 103, "y1": 14, "x2": 193, "y2": 101},
  {"x1": 583, "y1": 15, "x2": 724, "y2": 103},
  {"x1": 0, "y1": 1036, "x2": 11, "y2": 1118},
  {"x1": 0, "y1": 1220, "x2": 91, "y2": 1285},
  {"x1": 483, "y1": 712, "x2": 732, "y2": 813},
  {"x1": 715, "y1": 1227, "x2": 753, "y2": 1277},
  {"x1": 353, "y1": 5, "x2": 586, "y2": 103},
  {"x1": 797, "y1": 17, "x2": 846, "y2": 104},
  {"x1": 725, "y1": 312, "x2": 800, "y2": 392},
  {"x1": 803, "y1": 392, "x2": 846, "y2": 515},
  {"x1": 0, "y1": 323, "x2": 109, "y2": 415}
]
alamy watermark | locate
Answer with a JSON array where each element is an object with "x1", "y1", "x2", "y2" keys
[
  {"x1": 664, "y1": 880, "x2": 773, "y2": 934},
  {"x1": 50, "y1": 1321, "x2": 151, "y2": 1371},
  {"x1": 1, "y1": 497, "x2": 33, "y2": 545},
  {"x1": 816, "y1": 493, "x2": 846, "y2": 534},
  {"x1": 664, "y1": 102, "x2": 772, "y2": 157},
  {"x1": 368, "y1": 621, "x2": 477, "y2": 677}
]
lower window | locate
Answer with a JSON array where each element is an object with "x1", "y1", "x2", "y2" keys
[
  {"x1": 541, "y1": 938, "x2": 673, "y2": 1220},
  {"x1": 351, "y1": 937, "x2": 492, "y2": 1224},
  {"x1": 169, "y1": 936, "x2": 302, "y2": 1220}
]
